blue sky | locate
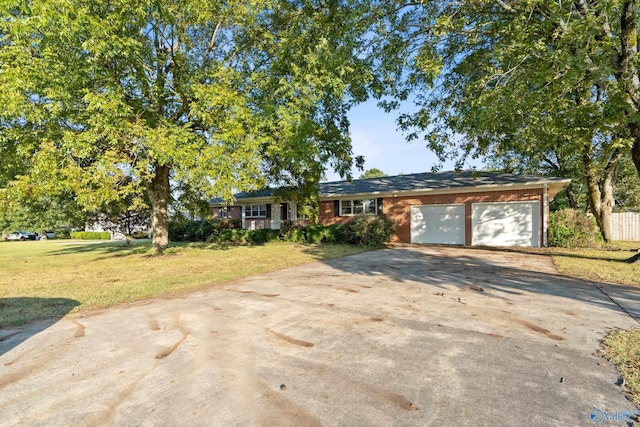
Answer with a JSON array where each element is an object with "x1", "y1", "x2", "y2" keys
[{"x1": 322, "y1": 99, "x2": 486, "y2": 182}]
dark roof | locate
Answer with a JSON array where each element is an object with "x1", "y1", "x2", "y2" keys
[
  {"x1": 320, "y1": 170, "x2": 569, "y2": 197},
  {"x1": 212, "y1": 170, "x2": 570, "y2": 203}
]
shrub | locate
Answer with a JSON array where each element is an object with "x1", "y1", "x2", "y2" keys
[
  {"x1": 169, "y1": 218, "x2": 242, "y2": 242},
  {"x1": 54, "y1": 228, "x2": 72, "y2": 239},
  {"x1": 248, "y1": 229, "x2": 280, "y2": 243},
  {"x1": 323, "y1": 224, "x2": 343, "y2": 244},
  {"x1": 70, "y1": 231, "x2": 111, "y2": 240},
  {"x1": 341, "y1": 214, "x2": 396, "y2": 246},
  {"x1": 305, "y1": 225, "x2": 325, "y2": 244},
  {"x1": 130, "y1": 232, "x2": 150, "y2": 239},
  {"x1": 278, "y1": 220, "x2": 298, "y2": 241},
  {"x1": 549, "y1": 208, "x2": 603, "y2": 248},
  {"x1": 289, "y1": 228, "x2": 307, "y2": 243}
]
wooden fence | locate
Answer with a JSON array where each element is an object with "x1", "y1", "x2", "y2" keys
[{"x1": 610, "y1": 212, "x2": 640, "y2": 241}]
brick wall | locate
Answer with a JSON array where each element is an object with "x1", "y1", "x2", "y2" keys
[
  {"x1": 386, "y1": 189, "x2": 544, "y2": 244},
  {"x1": 318, "y1": 189, "x2": 544, "y2": 245}
]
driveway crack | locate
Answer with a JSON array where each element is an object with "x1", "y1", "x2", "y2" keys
[{"x1": 590, "y1": 281, "x2": 640, "y2": 325}]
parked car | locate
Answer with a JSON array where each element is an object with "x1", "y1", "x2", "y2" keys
[
  {"x1": 39, "y1": 231, "x2": 56, "y2": 240},
  {"x1": 6, "y1": 231, "x2": 37, "y2": 241}
]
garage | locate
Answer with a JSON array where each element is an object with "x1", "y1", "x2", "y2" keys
[
  {"x1": 471, "y1": 201, "x2": 540, "y2": 247},
  {"x1": 411, "y1": 204, "x2": 465, "y2": 244}
]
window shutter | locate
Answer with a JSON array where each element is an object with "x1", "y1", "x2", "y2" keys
[
  {"x1": 334, "y1": 200, "x2": 340, "y2": 216},
  {"x1": 266, "y1": 204, "x2": 271, "y2": 218},
  {"x1": 376, "y1": 198, "x2": 383, "y2": 215}
]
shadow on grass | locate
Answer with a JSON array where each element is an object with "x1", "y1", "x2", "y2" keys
[
  {"x1": 0, "y1": 297, "x2": 80, "y2": 356},
  {"x1": 45, "y1": 240, "x2": 242, "y2": 260},
  {"x1": 45, "y1": 240, "x2": 152, "y2": 257}
]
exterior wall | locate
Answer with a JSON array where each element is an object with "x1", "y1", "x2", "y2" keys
[
  {"x1": 387, "y1": 189, "x2": 544, "y2": 245},
  {"x1": 318, "y1": 201, "x2": 351, "y2": 226},
  {"x1": 318, "y1": 189, "x2": 545, "y2": 245}
]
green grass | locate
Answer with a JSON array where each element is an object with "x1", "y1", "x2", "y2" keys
[
  {"x1": 549, "y1": 243, "x2": 640, "y2": 287},
  {"x1": 600, "y1": 329, "x2": 640, "y2": 407},
  {"x1": 0, "y1": 239, "x2": 368, "y2": 328}
]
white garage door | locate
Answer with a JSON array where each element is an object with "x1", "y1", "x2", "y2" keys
[
  {"x1": 411, "y1": 204, "x2": 465, "y2": 244},
  {"x1": 472, "y1": 201, "x2": 540, "y2": 247}
]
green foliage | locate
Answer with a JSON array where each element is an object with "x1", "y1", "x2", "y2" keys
[
  {"x1": 169, "y1": 219, "x2": 241, "y2": 242},
  {"x1": 289, "y1": 228, "x2": 307, "y2": 243},
  {"x1": 359, "y1": 168, "x2": 388, "y2": 179},
  {"x1": 375, "y1": 2, "x2": 640, "y2": 241},
  {"x1": 549, "y1": 209, "x2": 603, "y2": 248},
  {"x1": 0, "y1": 0, "x2": 378, "y2": 253},
  {"x1": 169, "y1": 215, "x2": 394, "y2": 246},
  {"x1": 341, "y1": 215, "x2": 395, "y2": 247},
  {"x1": 70, "y1": 231, "x2": 111, "y2": 240},
  {"x1": 130, "y1": 232, "x2": 150, "y2": 239}
]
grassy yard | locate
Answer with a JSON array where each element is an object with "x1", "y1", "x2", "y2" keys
[
  {"x1": 549, "y1": 241, "x2": 640, "y2": 286},
  {"x1": 0, "y1": 240, "x2": 368, "y2": 328},
  {"x1": 600, "y1": 328, "x2": 640, "y2": 408}
]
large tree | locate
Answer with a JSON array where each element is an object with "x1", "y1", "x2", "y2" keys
[
  {"x1": 0, "y1": 0, "x2": 373, "y2": 253},
  {"x1": 376, "y1": 1, "x2": 640, "y2": 242}
]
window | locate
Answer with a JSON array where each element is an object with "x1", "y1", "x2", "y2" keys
[
  {"x1": 245, "y1": 204, "x2": 267, "y2": 218},
  {"x1": 339, "y1": 199, "x2": 376, "y2": 215},
  {"x1": 217, "y1": 206, "x2": 232, "y2": 219}
]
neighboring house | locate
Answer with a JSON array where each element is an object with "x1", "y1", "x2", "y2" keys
[
  {"x1": 211, "y1": 171, "x2": 571, "y2": 247},
  {"x1": 86, "y1": 214, "x2": 151, "y2": 238}
]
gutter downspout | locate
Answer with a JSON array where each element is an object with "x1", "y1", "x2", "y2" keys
[{"x1": 543, "y1": 183, "x2": 548, "y2": 247}]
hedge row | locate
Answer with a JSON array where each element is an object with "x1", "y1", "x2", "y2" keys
[
  {"x1": 70, "y1": 231, "x2": 111, "y2": 240},
  {"x1": 168, "y1": 215, "x2": 396, "y2": 247}
]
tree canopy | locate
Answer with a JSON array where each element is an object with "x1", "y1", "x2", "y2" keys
[
  {"x1": 375, "y1": 0, "x2": 640, "y2": 241},
  {"x1": 359, "y1": 168, "x2": 388, "y2": 179},
  {"x1": 0, "y1": 0, "x2": 374, "y2": 252}
]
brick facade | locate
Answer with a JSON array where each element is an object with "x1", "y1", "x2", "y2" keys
[{"x1": 319, "y1": 189, "x2": 545, "y2": 245}]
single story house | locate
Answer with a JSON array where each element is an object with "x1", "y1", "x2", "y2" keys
[{"x1": 211, "y1": 171, "x2": 571, "y2": 247}]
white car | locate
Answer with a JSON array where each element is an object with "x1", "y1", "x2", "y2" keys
[{"x1": 6, "y1": 231, "x2": 37, "y2": 241}]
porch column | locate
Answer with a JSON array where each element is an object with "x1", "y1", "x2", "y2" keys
[{"x1": 271, "y1": 203, "x2": 281, "y2": 230}]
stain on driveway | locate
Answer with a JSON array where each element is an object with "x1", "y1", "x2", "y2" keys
[{"x1": 1, "y1": 246, "x2": 639, "y2": 426}]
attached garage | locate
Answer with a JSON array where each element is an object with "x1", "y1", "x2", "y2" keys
[
  {"x1": 471, "y1": 201, "x2": 540, "y2": 247},
  {"x1": 411, "y1": 204, "x2": 465, "y2": 244},
  {"x1": 214, "y1": 170, "x2": 571, "y2": 248}
]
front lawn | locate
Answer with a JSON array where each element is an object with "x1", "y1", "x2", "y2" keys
[
  {"x1": 0, "y1": 240, "x2": 368, "y2": 328},
  {"x1": 550, "y1": 242, "x2": 640, "y2": 287},
  {"x1": 600, "y1": 328, "x2": 640, "y2": 408}
]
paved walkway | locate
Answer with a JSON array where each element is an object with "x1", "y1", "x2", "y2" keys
[{"x1": 1, "y1": 246, "x2": 639, "y2": 426}]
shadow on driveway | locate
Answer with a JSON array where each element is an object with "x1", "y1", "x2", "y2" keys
[
  {"x1": 319, "y1": 245, "x2": 640, "y2": 321},
  {"x1": 0, "y1": 297, "x2": 80, "y2": 356}
]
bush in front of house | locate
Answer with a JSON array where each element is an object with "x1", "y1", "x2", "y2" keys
[
  {"x1": 341, "y1": 214, "x2": 396, "y2": 246},
  {"x1": 247, "y1": 229, "x2": 280, "y2": 243},
  {"x1": 169, "y1": 218, "x2": 243, "y2": 242},
  {"x1": 70, "y1": 231, "x2": 111, "y2": 240},
  {"x1": 168, "y1": 215, "x2": 396, "y2": 246},
  {"x1": 549, "y1": 208, "x2": 603, "y2": 248}
]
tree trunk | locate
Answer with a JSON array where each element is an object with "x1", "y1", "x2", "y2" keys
[
  {"x1": 564, "y1": 183, "x2": 580, "y2": 209},
  {"x1": 146, "y1": 164, "x2": 171, "y2": 254},
  {"x1": 582, "y1": 145, "x2": 621, "y2": 243},
  {"x1": 631, "y1": 128, "x2": 640, "y2": 177}
]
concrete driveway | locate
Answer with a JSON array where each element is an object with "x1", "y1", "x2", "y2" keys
[{"x1": 1, "y1": 246, "x2": 639, "y2": 426}]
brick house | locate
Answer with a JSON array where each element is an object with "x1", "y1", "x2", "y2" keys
[{"x1": 211, "y1": 171, "x2": 570, "y2": 247}]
